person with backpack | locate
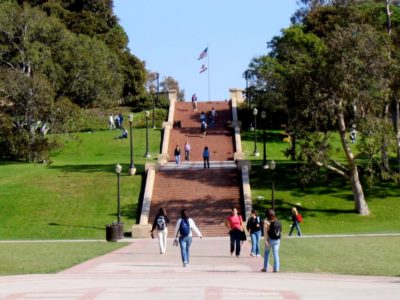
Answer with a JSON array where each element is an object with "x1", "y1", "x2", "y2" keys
[
  {"x1": 261, "y1": 209, "x2": 282, "y2": 273},
  {"x1": 225, "y1": 207, "x2": 245, "y2": 257},
  {"x1": 150, "y1": 207, "x2": 170, "y2": 254},
  {"x1": 246, "y1": 209, "x2": 262, "y2": 257},
  {"x1": 201, "y1": 120, "x2": 207, "y2": 138},
  {"x1": 288, "y1": 207, "x2": 302, "y2": 236},
  {"x1": 173, "y1": 209, "x2": 203, "y2": 267},
  {"x1": 203, "y1": 146, "x2": 210, "y2": 168}
]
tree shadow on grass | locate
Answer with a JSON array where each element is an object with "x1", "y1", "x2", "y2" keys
[
  {"x1": 241, "y1": 130, "x2": 286, "y2": 143},
  {"x1": 252, "y1": 198, "x2": 355, "y2": 219},
  {"x1": 121, "y1": 203, "x2": 138, "y2": 221},
  {"x1": 249, "y1": 161, "x2": 391, "y2": 203},
  {"x1": 48, "y1": 222, "x2": 105, "y2": 231},
  {"x1": 49, "y1": 163, "x2": 146, "y2": 174},
  {"x1": 0, "y1": 160, "x2": 25, "y2": 166},
  {"x1": 250, "y1": 161, "x2": 360, "y2": 217}
]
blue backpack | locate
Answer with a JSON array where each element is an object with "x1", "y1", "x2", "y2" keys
[{"x1": 180, "y1": 218, "x2": 190, "y2": 236}]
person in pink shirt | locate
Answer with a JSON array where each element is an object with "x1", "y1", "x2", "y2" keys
[{"x1": 225, "y1": 207, "x2": 244, "y2": 257}]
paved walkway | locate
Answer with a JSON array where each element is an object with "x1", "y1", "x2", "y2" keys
[{"x1": 1, "y1": 237, "x2": 399, "y2": 299}]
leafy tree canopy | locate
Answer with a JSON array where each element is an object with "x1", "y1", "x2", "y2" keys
[{"x1": 0, "y1": 0, "x2": 148, "y2": 161}]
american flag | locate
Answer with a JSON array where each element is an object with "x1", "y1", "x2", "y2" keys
[
  {"x1": 199, "y1": 64, "x2": 208, "y2": 73},
  {"x1": 198, "y1": 47, "x2": 208, "y2": 60}
]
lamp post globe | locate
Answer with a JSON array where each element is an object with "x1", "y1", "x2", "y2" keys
[
  {"x1": 128, "y1": 114, "x2": 136, "y2": 175},
  {"x1": 253, "y1": 107, "x2": 259, "y2": 157},
  {"x1": 269, "y1": 159, "x2": 276, "y2": 170},
  {"x1": 115, "y1": 163, "x2": 122, "y2": 174},
  {"x1": 261, "y1": 110, "x2": 267, "y2": 166},
  {"x1": 145, "y1": 111, "x2": 151, "y2": 158}
]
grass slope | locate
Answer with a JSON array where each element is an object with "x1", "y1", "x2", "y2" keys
[
  {"x1": 0, "y1": 129, "x2": 161, "y2": 239},
  {"x1": 241, "y1": 130, "x2": 400, "y2": 234}
]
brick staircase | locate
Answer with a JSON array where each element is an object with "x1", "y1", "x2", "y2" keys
[
  {"x1": 149, "y1": 100, "x2": 243, "y2": 237},
  {"x1": 169, "y1": 101, "x2": 235, "y2": 161}
]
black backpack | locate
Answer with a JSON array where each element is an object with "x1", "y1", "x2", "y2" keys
[
  {"x1": 156, "y1": 216, "x2": 166, "y2": 230},
  {"x1": 268, "y1": 220, "x2": 282, "y2": 239}
]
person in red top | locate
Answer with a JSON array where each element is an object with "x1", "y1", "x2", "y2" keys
[{"x1": 225, "y1": 207, "x2": 244, "y2": 257}]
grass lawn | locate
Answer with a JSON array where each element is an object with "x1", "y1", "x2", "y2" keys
[
  {"x1": 1, "y1": 125, "x2": 400, "y2": 276},
  {"x1": 241, "y1": 130, "x2": 400, "y2": 234},
  {"x1": 0, "y1": 241, "x2": 128, "y2": 275},
  {"x1": 0, "y1": 129, "x2": 161, "y2": 239},
  {"x1": 278, "y1": 236, "x2": 400, "y2": 277}
]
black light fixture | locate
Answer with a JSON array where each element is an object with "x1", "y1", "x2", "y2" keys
[
  {"x1": 264, "y1": 160, "x2": 276, "y2": 210},
  {"x1": 128, "y1": 114, "x2": 136, "y2": 175},
  {"x1": 261, "y1": 110, "x2": 267, "y2": 166},
  {"x1": 253, "y1": 107, "x2": 259, "y2": 157},
  {"x1": 115, "y1": 163, "x2": 124, "y2": 239},
  {"x1": 145, "y1": 111, "x2": 151, "y2": 158}
]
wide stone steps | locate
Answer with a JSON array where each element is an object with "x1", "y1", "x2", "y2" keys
[
  {"x1": 150, "y1": 168, "x2": 243, "y2": 237},
  {"x1": 147, "y1": 100, "x2": 242, "y2": 237},
  {"x1": 169, "y1": 101, "x2": 235, "y2": 162}
]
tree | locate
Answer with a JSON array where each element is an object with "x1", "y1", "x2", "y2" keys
[
  {"x1": 308, "y1": 23, "x2": 390, "y2": 215},
  {"x1": 160, "y1": 76, "x2": 185, "y2": 101},
  {"x1": 248, "y1": 26, "x2": 327, "y2": 160},
  {"x1": 38, "y1": 0, "x2": 146, "y2": 104},
  {"x1": 249, "y1": 20, "x2": 391, "y2": 215},
  {"x1": 0, "y1": 68, "x2": 55, "y2": 162},
  {"x1": 55, "y1": 33, "x2": 123, "y2": 107}
]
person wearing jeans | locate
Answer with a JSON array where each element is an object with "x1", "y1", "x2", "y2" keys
[
  {"x1": 174, "y1": 145, "x2": 181, "y2": 165},
  {"x1": 174, "y1": 209, "x2": 202, "y2": 267},
  {"x1": 246, "y1": 209, "x2": 262, "y2": 256},
  {"x1": 263, "y1": 238, "x2": 280, "y2": 272},
  {"x1": 261, "y1": 209, "x2": 281, "y2": 272},
  {"x1": 179, "y1": 235, "x2": 192, "y2": 266},
  {"x1": 203, "y1": 146, "x2": 210, "y2": 168},
  {"x1": 288, "y1": 207, "x2": 302, "y2": 236}
]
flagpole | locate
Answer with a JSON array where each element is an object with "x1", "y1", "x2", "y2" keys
[{"x1": 207, "y1": 44, "x2": 211, "y2": 101}]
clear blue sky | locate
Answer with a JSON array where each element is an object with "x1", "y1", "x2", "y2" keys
[{"x1": 113, "y1": 1, "x2": 298, "y2": 101}]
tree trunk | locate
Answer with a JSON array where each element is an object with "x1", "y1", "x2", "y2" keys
[
  {"x1": 381, "y1": 103, "x2": 391, "y2": 172},
  {"x1": 396, "y1": 99, "x2": 400, "y2": 173},
  {"x1": 291, "y1": 134, "x2": 296, "y2": 161},
  {"x1": 338, "y1": 113, "x2": 370, "y2": 215}
]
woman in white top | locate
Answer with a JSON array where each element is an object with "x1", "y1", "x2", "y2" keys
[
  {"x1": 184, "y1": 141, "x2": 191, "y2": 161},
  {"x1": 174, "y1": 209, "x2": 203, "y2": 267}
]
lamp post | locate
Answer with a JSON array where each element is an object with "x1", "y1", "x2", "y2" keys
[
  {"x1": 115, "y1": 163, "x2": 124, "y2": 239},
  {"x1": 261, "y1": 110, "x2": 267, "y2": 166},
  {"x1": 253, "y1": 107, "x2": 259, "y2": 156},
  {"x1": 263, "y1": 160, "x2": 276, "y2": 210},
  {"x1": 270, "y1": 160, "x2": 276, "y2": 210},
  {"x1": 128, "y1": 113, "x2": 136, "y2": 175},
  {"x1": 153, "y1": 73, "x2": 159, "y2": 129},
  {"x1": 145, "y1": 110, "x2": 151, "y2": 158}
]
